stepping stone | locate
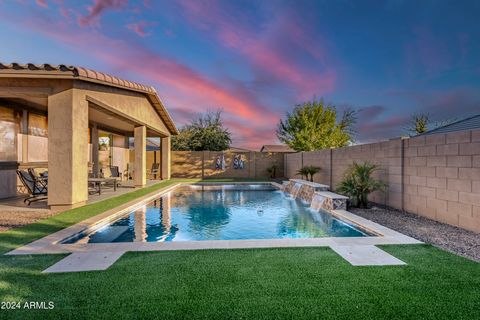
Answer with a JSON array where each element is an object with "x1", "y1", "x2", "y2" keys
[
  {"x1": 330, "y1": 245, "x2": 406, "y2": 266},
  {"x1": 43, "y1": 251, "x2": 125, "y2": 273}
]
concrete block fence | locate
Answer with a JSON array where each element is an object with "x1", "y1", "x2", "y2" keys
[
  {"x1": 285, "y1": 129, "x2": 480, "y2": 233},
  {"x1": 171, "y1": 151, "x2": 284, "y2": 179}
]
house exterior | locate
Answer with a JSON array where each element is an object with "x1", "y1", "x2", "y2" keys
[{"x1": 0, "y1": 63, "x2": 178, "y2": 209}]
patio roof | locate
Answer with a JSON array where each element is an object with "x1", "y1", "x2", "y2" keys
[{"x1": 0, "y1": 62, "x2": 179, "y2": 135}]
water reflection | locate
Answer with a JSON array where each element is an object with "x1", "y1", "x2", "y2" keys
[{"x1": 68, "y1": 186, "x2": 369, "y2": 244}]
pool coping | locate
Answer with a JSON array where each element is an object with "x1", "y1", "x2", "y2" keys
[{"x1": 6, "y1": 181, "x2": 422, "y2": 257}]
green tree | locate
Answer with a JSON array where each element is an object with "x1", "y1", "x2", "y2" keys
[
  {"x1": 405, "y1": 113, "x2": 458, "y2": 136},
  {"x1": 276, "y1": 100, "x2": 356, "y2": 151},
  {"x1": 405, "y1": 114, "x2": 429, "y2": 135},
  {"x1": 172, "y1": 110, "x2": 232, "y2": 151}
]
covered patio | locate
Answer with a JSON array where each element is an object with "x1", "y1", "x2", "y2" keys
[{"x1": 0, "y1": 63, "x2": 178, "y2": 211}]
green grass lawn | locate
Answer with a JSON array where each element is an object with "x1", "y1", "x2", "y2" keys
[{"x1": 0, "y1": 179, "x2": 479, "y2": 319}]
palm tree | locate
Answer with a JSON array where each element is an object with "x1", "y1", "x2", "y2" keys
[
  {"x1": 337, "y1": 162, "x2": 385, "y2": 208},
  {"x1": 297, "y1": 166, "x2": 321, "y2": 182}
]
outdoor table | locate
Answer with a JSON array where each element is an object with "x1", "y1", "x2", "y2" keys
[{"x1": 88, "y1": 178, "x2": 117, "y2": 195}]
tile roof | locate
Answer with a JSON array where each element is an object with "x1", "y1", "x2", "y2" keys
[
  {"x1": 0, "y1": 62, "x2": 178, "y2": 135},
  {"x1": 421, "y1": 114, "x2": 480, "y2": 136},
  {"x1": 260, "y1": 144, "x2": 295, "y2": 152}
]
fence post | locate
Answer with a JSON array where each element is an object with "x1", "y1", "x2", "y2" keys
[
  {"x1": 330, "y1": 148, "x2": 333, "y2": 189},
  {"x1": 253, "y1": 152, "x2": 256, "y2": 178},
  {"x1": 201, "y1": 151, "x2": 205, "y2": 179},
  {"x1": 401, "y1": 138, "x2": 405, "y2": 212}
]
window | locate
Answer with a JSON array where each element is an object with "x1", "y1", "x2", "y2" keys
[
  {"x1": 0, "y1": 106, "x2": 21, "y2": 161},
  {"x1": 28, "y1": 113, "x2": 48, "y2": 137}
]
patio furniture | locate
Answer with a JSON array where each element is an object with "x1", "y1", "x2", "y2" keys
[
  {"x1": 124, "y1": 163, "x2": 134, "y2": 180},
  {"x1": 28, "y1": 168, "x2": 48, "y2": 179},
  {"x1": 16, "y1": 169, "x2": 48, "y2": 205},
  {"x1": 147, "y1": 163, "x2": 160, "y2": 179},
  {"x1": 88, "y1": 178, "x2": 118, "y2": 195},
  {"x1": 101, "y1": 166, "x2": 123, "y2": 186}
]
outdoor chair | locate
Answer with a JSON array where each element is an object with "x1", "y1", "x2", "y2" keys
[
  {"x1": 16, "y1": 169, "x2": 48, "y2": 205},
  {"x1": 100, "y1": 166, "x2": 122, "y2": 189},
  {"x1": 147, "y1": 163, "x2": 160, "y2": 179}
]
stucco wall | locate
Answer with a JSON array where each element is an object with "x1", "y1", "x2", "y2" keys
[
  {"x1": 284, "y1": 130, "x2": 480, "y2": 233},
  {"x1": 171, "y1": 151, "x2": 284, "y2": 179}
]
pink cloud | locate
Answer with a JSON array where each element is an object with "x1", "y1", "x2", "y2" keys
[
  {"x1": 177, "y1": 0, "x2": 337, "y2": 100},
  {"x1": 13, "y1": 12, "x2": 280, "y2": 149},
  {"x1": 36, "y1": 0, "x2": 48, "y2": 8},
  {"x1": 127, "y1": 20, "x2": 155, "y2": 37},
  {"x1": 78, "y1": 0, "x2": 127, "y2": 26}
]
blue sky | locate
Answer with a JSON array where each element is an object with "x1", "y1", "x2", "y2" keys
[{"x1": 0, "y1": 0, "x2": 479, "y2": 148}]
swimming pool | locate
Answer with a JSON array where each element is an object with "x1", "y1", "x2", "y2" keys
[{"x1": 63, "y1": 184, "x2": 371, "y2": 244}]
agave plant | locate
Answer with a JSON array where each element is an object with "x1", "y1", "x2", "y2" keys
[
  {"x1": 337, "y1": 162, "x2": 386, "y2": 208},
  {"x1": 297, "y1": 166, "x2": 321, "y2": 182}
]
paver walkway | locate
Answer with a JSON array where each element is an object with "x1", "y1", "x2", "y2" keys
[
  {"x1": 43, "y1": 244, "x2": 406, "y2": 273},
  {"x1": 43, "y1": 251, "x2": 125, "y2": 273},
  {"x1": 330, "y1": 245, "x2": 406, "y2": 266}
]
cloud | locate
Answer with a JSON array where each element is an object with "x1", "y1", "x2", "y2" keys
[
  {"x1": 126, "y1": 20, "x2": 155, "y2": 37},
  {"x1": 176, "y1": 0, "x2": 337, "y2": 100},
  {"x1": 354, "y1": 105, "x2": 409, "y2": 142},
  {"x1": 78, "y1": 0, "x2": 128, "y2": 26},
  {"x1": 9, "y1": 10, "x2": 282, "y2": 150},
  {"x1": 36, "y1": 0, "x2": 48, "y2": 8}
]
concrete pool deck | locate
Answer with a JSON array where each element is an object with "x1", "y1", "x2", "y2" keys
[{"x1": 5, "y1": 182, "x2": 422, "y2": 272}]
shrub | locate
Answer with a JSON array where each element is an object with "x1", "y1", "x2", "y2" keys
[
  {"x1": 337, "y1": 162, "x2": 385, "y2": 208},
  {"x1": 266, "y1": 165, "x2": 278, "y2": 178},
  {"x1": 297, "y1": 165, "x2": 321, "y2": 182}
]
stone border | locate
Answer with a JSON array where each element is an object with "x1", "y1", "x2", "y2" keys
[
  {"x1": 6, "y1": 181, "x2": 422, "y2": 271},
  {"x1": 7, "y1": 181, "x2": 421, "y2": 257}
]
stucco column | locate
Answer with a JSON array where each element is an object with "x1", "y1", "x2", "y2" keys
[
  {"x1": 47, "y1": 88, "x2": 88, "y2": 209},
  {"x1": 91, "y1": 123, "x2": 99, "y2": 178},
  {"x1": 161, "y1": 136, "x2": 171, "y2": 180},
  {"x1": 134, "y1": 126, "x2": 146, "y2": 186}
]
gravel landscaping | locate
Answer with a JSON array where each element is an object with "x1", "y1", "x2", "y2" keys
[{"x1": 351, "y1": 205, "x2": 480, "y2": 262}]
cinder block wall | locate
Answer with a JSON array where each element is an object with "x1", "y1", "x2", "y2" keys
[
  {"x1": 171, "y1": 151, "x2": 284, "y2": 179},
  {"x1": 284, "y1": 130, "x2": 480, "y2": 233}
]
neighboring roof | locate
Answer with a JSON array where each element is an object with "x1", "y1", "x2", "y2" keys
[
  {"x1": 228, "y1": 146, "x2": 253, "y2": 152},
  {"x1": 421, "y1": 114, "x2": 480, "y2": 136},
  {"x1": 0, "y1": 62, "x2": 178, "y2": 135},
  {"x1": 260, "y1": 144, "x2": 294, "y2": 152}
]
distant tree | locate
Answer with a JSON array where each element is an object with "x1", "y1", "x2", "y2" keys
[
  {"x1": 405, "y1": 113, "x2": 458, "y2": 136},
  {"x1": 405, "y1": 114, "x2": 429, "y2": 135},
  {"x1": 276, "y1": 100, "x2": 356, "y2": 151},
  {"x1": 172, "y1": 110, "x2": 232, "y2": 151}
]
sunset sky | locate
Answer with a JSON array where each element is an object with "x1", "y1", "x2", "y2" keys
[{"x1": 1, "y1": 0, "x2": 479, "y2": 149}]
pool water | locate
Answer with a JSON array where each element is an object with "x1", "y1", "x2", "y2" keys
[{"x1": 64, "y1": 184, "x2": 370, "y2": 244}]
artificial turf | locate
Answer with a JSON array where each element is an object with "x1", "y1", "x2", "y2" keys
[{"x1": 0, "y1": 180, "x2": 479, "y2": 319}]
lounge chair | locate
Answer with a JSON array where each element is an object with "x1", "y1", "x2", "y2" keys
[
  {"x1": 16, "y1": 169, "x2": 48, "y2": 205},
  {"x1": 147, "y1": 163, "x2": 160, "y2": 179}
]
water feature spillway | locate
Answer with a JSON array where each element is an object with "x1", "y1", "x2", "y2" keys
[{"x1": 310, "y1": 193, "x2": 326, "y2": 211}]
